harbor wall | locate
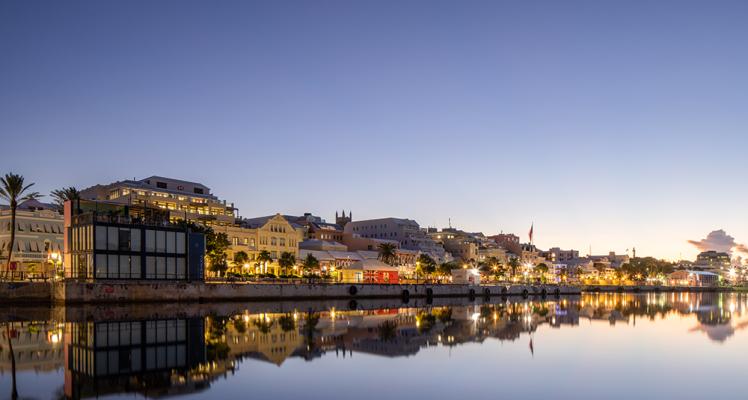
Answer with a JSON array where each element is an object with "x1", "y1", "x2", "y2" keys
[{"x1": 0, "y1": 280, "x2": 734, "y2": 305}]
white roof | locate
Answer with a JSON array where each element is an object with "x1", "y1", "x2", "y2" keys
[{"x1": 346, "y1": 259, "x2": 399, "y2": 272}]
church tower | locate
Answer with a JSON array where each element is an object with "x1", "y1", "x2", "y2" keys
[{"x1": 336, "y1": 209, "x2": 352, "y2": 227}]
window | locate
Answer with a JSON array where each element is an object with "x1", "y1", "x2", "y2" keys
[
  {"x1": 118, "y1": 229, "x2": 131, "y2": 251},
  {"x1": 156, "y1": 182, "x2": 167, "y2": 189},
  {"x1": 176, "y1": 232, "x2": 185, "y2": 254},
  {"x1": 193, "y1": 188, "x2": 204, "y2": 194},
  {"x1": 131, "y1": 229, "x2": 141, "y2": 251},
  {"x1": 156, "y1": 231, "x2": 166, "y2": 252},
  {"x1": 166, "y1": 231, "x2": 176, "y2": 253},
  {"x1": 145, "y1": 230, "x2": 156, "y2": 252},
  {"x1": 107, "y1": 227, "x2": 118, "y2": 251}
]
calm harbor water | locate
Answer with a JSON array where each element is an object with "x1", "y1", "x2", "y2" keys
[{"x1": 2, "y1": 292, "x2": 747, "y2": 400}]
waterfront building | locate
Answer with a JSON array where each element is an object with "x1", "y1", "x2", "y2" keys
[
  {"x1": 297, "y1": 214, "x2": 345, "y2": 242},
  {"x1": 488, "y1": 233, "x2": 521, "y2": 256},
  {"x1": 299, "y1": 239, "x2": 347, "y2": 251},
  {"x1": 429, "y1": 228, "x2": 483, "y2": 264},
  {"x1": 542, "y1": 247, "x2": 580, "y2": 263},
  {"x1": 668, "y1": 270, "x2": 719, "y2": 287},
  {"x1": 299, "y1": 249, "x2": 378, "y2": 272},
  {"x1": 695, "y1": 251, "x2": 731, "y2": 270},
  {"x1": 477, "y1": 246, "x2": 508, "y2": 264},
  {"x1": 217, "y1": 214, "x2": 304, "y2": 274},
  {"x1": 80, "y1": 176, "x2": 238, "y2": 227},
  {"x1": 442, "y1": 239, "x2": 478, "y2": 263},
  {"x1": 588, "y1": 252, "x2": 630, "y2": 269},
  {"x1": 341, "y1": 259, "x2": 399, "y2": 283},
  {"x1": 64, "y1": 199, "x2": 206, "y2": 281},
  {"x1": 451, "y1": 268, "x2": 481, "y2": 285},
  {"x1": 0, "y1": 199, "x2": 64, "y2": 278},
  {"x1": 343, "y1": 217, "x2": 448, "y2": 262}
]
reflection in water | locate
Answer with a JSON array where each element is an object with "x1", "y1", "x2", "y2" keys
[{"x1": 2, "y1": 292, "x2": 748, "y2": 399}]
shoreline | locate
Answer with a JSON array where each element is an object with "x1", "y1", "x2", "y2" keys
[{"x1": 0, "y1": 280, "x2": 742, "y2": 305}]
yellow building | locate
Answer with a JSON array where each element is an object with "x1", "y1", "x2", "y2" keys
[
  {"x1": 214, "y1": 214, "x2": 304, "y2": 275},
  {"x1": 0, "y1": 199, "x2": 64, "y2": 278}
]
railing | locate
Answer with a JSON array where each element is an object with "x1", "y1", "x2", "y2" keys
[
  {"x1": 0, "y1": 271, "x2": 52, "y2": 282},
  {"x1": 205, "y1": 276, "x2": 338, "y2": 284}
]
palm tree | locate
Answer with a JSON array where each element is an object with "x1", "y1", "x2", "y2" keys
[
  {"x1": 233, "y1": 251, "x2": 249, "y2": 270},
  {"x1": 378, "y1": 243, "x2": 397, "y2": 265},
  {"x1": 257, "y1": 250, "x2": 272, "y2": 274},
  {"x1": 50, "y1": 186, "x2": 80, "y2": 211},
  {"x1": 302, "y1": 254, "x2": 319, "y2": 274},
  {"x1": 416, "y1": 253, "x2": 436, "y2": 281},
  {"x1": 0, "y1": 173, "x2": 41, "y2": 280},
  {"x1": 278, "y1": 251, "x2": 296, "y2": 275},
  {"x1": 508, "y1": 257, "x2": 521, "y2": 279}
]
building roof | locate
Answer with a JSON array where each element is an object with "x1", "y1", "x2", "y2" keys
[
  {"x1": 346, "y1": 259, "x2": 399, "y2": 272},
  {"x1": 671, "y1": 270, "x2": 719, "y2": 276},
  {"x1": 0, "y1": 199, "x2": 58, "y2": 211},
  {"x1": 241, "y1": 214, "x2": 304, "y2": 229}
]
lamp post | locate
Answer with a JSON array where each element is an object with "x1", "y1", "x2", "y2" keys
[{"x1": 49, "y1": 251, "x2": 62, "y2": 280}]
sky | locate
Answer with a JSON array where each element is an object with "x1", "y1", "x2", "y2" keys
[{"x1": 1, "y1": 0, "x2": 747, "y2": 261}]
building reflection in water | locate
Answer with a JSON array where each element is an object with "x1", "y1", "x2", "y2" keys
[{"x1": 3, "y1": 292, "x2": 748, "y2": 399}]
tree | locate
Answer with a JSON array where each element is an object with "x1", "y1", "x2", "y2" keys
[
  {"x1": 278, "y1": 251, "x2": 296, "y2": 275},
  {"x1": 378, "y1": 243, "x2": 398, "y2": 265},
  {"x1": 257, "y1": 250, "x2": 273, "y2": 274},
  {"x1": 535, "y1": 263, "x2": 550, "y2": 283},
  {"x1": 508, "y1": 257, "x2": 521, "y2": 278},
  {"x1": 535, "y1": 263, "x2": 549, "y2": 274},
  {"x1": 50, "y1": 186, "x2": 80, "y2": 211},
  {"x1": 172, "y1": 221, "x2": 230, "y2": 276},
  {"x1": 437, "y1": 261, "x2": 458, "y2": 277},
  {"x1": 206, "y1": 232, "x2": 230, "y2": 276},
  {"x1": 0, "y1": 173, "x2": 41, "y2": 279},
  {"x1": 233, "y1": 251, "x2": 249, "y2": 269},
  {"x1": 302, "y1": 254, "x2": 319, "y2": 274},
  {"x1": 417, "y1": 254, "x2": 437, "y2": 278}
]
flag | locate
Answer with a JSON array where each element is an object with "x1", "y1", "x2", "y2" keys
[{"x1": 528, "y1": 223, "x2": 534, "y2": 243}]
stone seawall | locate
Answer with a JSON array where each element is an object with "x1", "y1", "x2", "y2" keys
[
  {"x1": 0, "y1": 281, "x2": 733, "y2": 305},
  {"x1": 0, "y1": 281, "x2": 52, "y2": 303},
  {"x1": 55, "y1": 282, "x2": 582, "y2": 304}
]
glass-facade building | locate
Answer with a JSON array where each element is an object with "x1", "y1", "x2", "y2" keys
[{"x1": 65, "y1": 199, "x2": 205, "y2": 281}]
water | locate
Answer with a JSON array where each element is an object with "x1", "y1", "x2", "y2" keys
[{"x1": 1, "y1": 292, "x2": 747, "y2": 400}]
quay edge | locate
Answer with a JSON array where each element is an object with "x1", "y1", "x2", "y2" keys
[{"x1": 0, "y1": 281, "x2": 741, "y2": 305}]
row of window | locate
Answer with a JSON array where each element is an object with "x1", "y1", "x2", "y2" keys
[
  {"x1": 92, "y1": 226, "x2": 186, "y2": 254},
  {"x1": 0, "y1": 239, "x2": 62, "y2": 253},
  {"x1": 2, "y1": 222, "x2": 63, "y2": 234},
  {"x1": 94, "y1": 254, "x2": 186, "y2": 279},
  {"x1": 268, "y1": 224, "x2": 287, "y2": 233},
  {"x1": 257, "y1": 236, "x2": 296, "y2": 247}
]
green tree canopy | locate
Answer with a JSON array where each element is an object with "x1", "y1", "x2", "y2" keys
[
  {"x1": 302, "y1": 253, "x2": 320, "y2": 273},
  {"x1": 378, "y1": 243, "x2": 398, "y2": 265},
  {"x1": 50, "y1": 186, "x2": 80, "y2": 210}
]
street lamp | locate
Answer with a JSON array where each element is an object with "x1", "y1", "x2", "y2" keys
[{"x1": 49, "y1": 251, "x2": 62, "y2": 279}]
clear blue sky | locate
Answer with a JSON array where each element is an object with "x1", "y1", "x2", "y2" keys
[{"x1": 2, "y1": 0, "x2": 747, "y2": 260}]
